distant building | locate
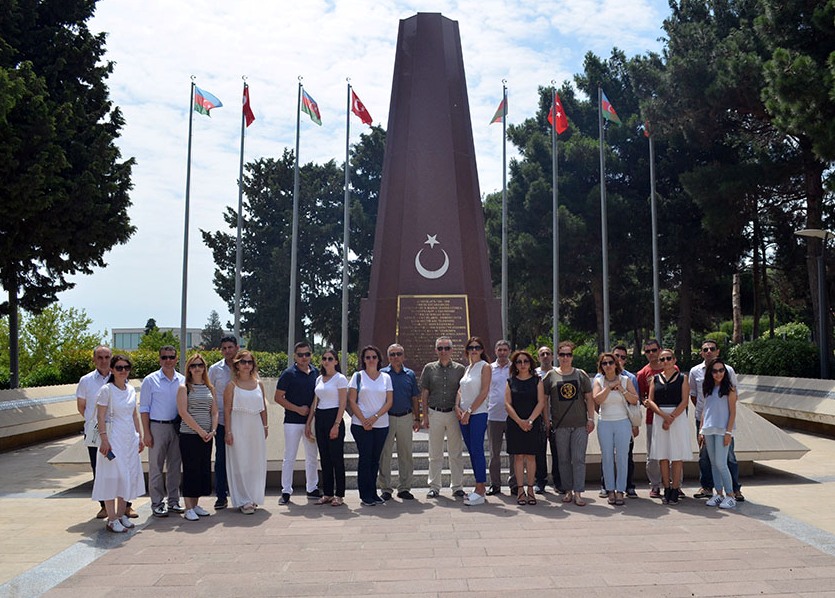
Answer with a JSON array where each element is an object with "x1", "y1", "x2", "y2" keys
[{"x1": 112, "y1": 327, "x2": 211, "y2": 351}]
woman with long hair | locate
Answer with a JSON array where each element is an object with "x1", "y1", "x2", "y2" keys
[
  {"x1": 348, "y1": 345, "x2": 393, "y2": 506},
  {"x1": 645, "y1": 349, "x2": 691, "y2": 504},
  {"x1": 456, "y1": 336, "x2": 492, "y2": 506},
  {"x1": 593, "y1": 352, "x2": 640, "y2": 506},
  {"x1": 305, "y1": 349, "x2": 348, "y2": 506},
  {"x1": 92, "y1": 354, "x2": 145, "y2": 533},
  {"x1": 700, "y1": 358, "x2": 738, "y2": 509},
  {"x1": 224, "y1": 350, "x2": 268, "y2": 514},
  {"x1": 177, "y1": 353, "x2": 219, "y2": 520},
  {"x1": 504, "y1": 350, "x2": 546, "y2": 506}
]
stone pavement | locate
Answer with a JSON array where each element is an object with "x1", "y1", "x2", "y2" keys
[{"x1": 1, "y1": 432, "x2": 835, "y2": 597}]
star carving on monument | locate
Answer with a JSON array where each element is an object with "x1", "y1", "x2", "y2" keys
[{"x1": 424, "y1": 234, "x2": 440, "y2": 248}]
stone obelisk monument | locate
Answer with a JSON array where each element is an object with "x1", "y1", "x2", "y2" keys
[{"x1": 359, "y1": 13, "x2": 502, "y2": 372}]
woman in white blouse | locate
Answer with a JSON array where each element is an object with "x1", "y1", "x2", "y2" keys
[{"x1": 456, "y1": 336, "x2": 492, "y2": 506}]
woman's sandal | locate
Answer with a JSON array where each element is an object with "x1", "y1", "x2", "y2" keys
[
  {"x1": 574, "y1": 494, "x2": 586, "y2": 507},
  {"x1": 615, "y1": 492, "x2": 625, "y2": 506},
  {"x1": 526, "y1": 487, "x2": 537, "y2": 505},
  {"x1": 562, "y1": 491, "x2": 574, "y2": 503},
  {"x1": 607, "y1": 491, "x2": 616, "y2": 505},
  {"x1": 330, "y1": 496, "x2": 344, "y2": 507},
  {"x1": 517, "y1": 490, "x2": 527, "y2": 505},
  {"x1": 316, "y1": 496, "x2": 333, "y2": 505}
]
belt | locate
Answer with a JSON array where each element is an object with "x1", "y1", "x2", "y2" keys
[
  {"x1": 150, "y1": 419, "x2": 176, "y2": 424},
  {"x1": 389, "y1": 410, "x2": 412, "y2": 417},
  {"x1": 430, "y1": 406, "x2": 454, "y2": 413}
]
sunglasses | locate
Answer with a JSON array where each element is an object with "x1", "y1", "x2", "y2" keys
[
  {"x1": 364, "y1": 354, "x2": 379, "y2": 360},
  {"x1": 614, "y1": 354, "x2": 627, "y2": 360},
  {"x1": 539, "y1": 351, "x2": 552, "y2": 356},
  {"x1": 558, "y1": 352, "x2": 573, "y2": 358},
  {"x1": 113, "y1": 364, "x2": 131, "y2": 372},
  {"x1": 321, "y1": 356, "x2": 336, "y2": 362},
  {"x1": 712, "y1": 367, "x2": 726, "y2": 374},
  {"x1": 388, "y1": 351, "x2": 403, "y2": 357},
  {"x1": 702, "y1": 347, "x2": 717, "y2": 353},
  {"x1": 600, "y1": 360, "x2": 615, "y2": 366},
  {"x1": 466, "y1": 345, "x2": 483, "y2": 351},
  {"x1": 238, "y1": 359, "x2": 254, "y2": 365},
  {"x1": 189, "y1": 363, "x2": 205, "y2": 369},
  {"x1": 644, "y1": 348, "x2": 658, "y2": 354},
  {"x1": 515, "y1": 359, "x2": 531, "y2": 365},
  {"x1": 160, "y1": 355, "x2": 177, "y2": 361},
  {"x1": 659, "y1": 355, "x2": 674, "y2": 362},
  {"x1": 436, "y1": 346, "x2": 452, "y2": 351},
  {"x1": 296, "y1": 352, "x2": 312, "y2": 358}
]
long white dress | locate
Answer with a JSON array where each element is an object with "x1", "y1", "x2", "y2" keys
[
  {"x1": 92, "y1": 383, "x2": 145, "y2": 501},
  {"x1": 226, "y1": 383, "x2": 267, "y2": 507}
]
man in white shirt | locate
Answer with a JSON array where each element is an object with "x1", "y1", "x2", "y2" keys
[
  {"x1": 208, "y1": 335, "x2": 238, "y2": 509},
  {"x1": 689, "y1": 340, "x2": 743, "y2": 501},
  {"x1": 77, "y1": 346, "x2": 138, "y2": 519},
  {"x1": 140, "y1": 345, "x2": 186, "y2": 517},
  {"x1": 486, "y1": 340, "x2": 511, "y2": 495}
]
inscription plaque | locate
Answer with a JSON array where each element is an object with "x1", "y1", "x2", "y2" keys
[{"x1": 396, "y1": 295, "x2": 470, "y2": 371}]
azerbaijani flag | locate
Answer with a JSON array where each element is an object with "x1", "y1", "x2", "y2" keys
[
  {"x1": 601, "y1": 90, "x2": 621, "y2": 125},
  {"x1": 301, "y1": 90, "x2": 322, "y2": 125},
  {"x1": 194, "y1": 86, "x2": 222, "y2": 117},
  {"x1": 490, "y1": 98, "x2": 507, "y2": 125}
]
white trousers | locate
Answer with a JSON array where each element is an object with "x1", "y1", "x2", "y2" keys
[{"x1": 282, "y1": 423, "x2": 319, "y2": 494}]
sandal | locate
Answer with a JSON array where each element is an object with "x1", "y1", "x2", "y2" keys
[
  {"x1": 562, "y1": 491, "x2": 574, "y2": 504},
  {"x1": 615, "y1": 492, "x2": 625, "y2": 506},
  {"x1": 517, "y1": 490, "x2": 527, "y2": 505},
  {"x1": 331, "y1": 496, "x2": 344, "y2": 507},
  {"x1": 607, "y1": 491, "x2": 616, "y2": 505},
  {"x1": 526, "y1": 487, "x2": 537, "y2": 505},
  {"x1": 574, "y1": 494, "x2": 586, "y2": 507},
  {"x1": 316, "y1": 496, "x2": 333, "y2": 505}
]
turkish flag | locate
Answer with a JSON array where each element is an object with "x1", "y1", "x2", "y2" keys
[
  {"x1": 243, "y1": 85, "x2": 255, "y2": 127},
  {"x1": 547, "y1": 93, "x2": 569, "y2": 134},
  {"x1": 351, "y1": 90, "x2": 373, "y2": 125}
]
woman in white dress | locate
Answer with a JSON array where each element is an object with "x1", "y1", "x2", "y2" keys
[
  {"x1": 224, "y1": 350, "x2": 268, "y2": 514},
  {"x1": 93, "y1": 354, "x2": 145, "y2": 533},
  {"x1": 456, "y1": 336, "x2": 492, "y2": 506}
]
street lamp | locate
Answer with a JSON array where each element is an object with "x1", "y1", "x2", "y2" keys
[{"x1": 795, "y1": 228, "x2": 834, "y2": 378}]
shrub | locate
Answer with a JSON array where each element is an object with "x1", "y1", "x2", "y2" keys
[
  {"x1": 771, "y1": 322, "x2": 811, "y2": 341},
  {"x1": 20, "y1": 364, "x2": 63, "y2": 387},
  {"x1": 572, "y1": 342, "x2": 599, "y2": 374},
  {"x1": 727, "y1": 338, "x2": 819, "y2": 378}
]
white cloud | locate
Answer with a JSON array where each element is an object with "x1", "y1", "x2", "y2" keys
[{"x1": 58, "y1": 0, "x2": 669, "y2": 338}]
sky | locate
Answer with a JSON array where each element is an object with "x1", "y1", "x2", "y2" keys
[{"x1": 57, "y1": 0, "x2": 672, "y2": 341}]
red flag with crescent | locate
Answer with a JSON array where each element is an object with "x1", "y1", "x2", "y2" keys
[{"x1": 351, "y1": 90, "x2": 373, "y2": 125}]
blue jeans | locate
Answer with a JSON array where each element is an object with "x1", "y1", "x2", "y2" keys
[
  {"x1": 352, "y1": 424, "x2": 388, "y2": 503},
  {"x1": 697, "y1": 420, "x2": 740, "y2": 492},
  {"x1": 460, "y1": 413, "x2": 488, "y2": 484},
  {"x1": 704, "y1": 433, "x2": 733, "y2": 495},
  {"x1": 214, "y1": 424, "x2": 228, "y2": 500},
  {"x1": 597, "y1": 418, "x2": 632, "y2": 493}
]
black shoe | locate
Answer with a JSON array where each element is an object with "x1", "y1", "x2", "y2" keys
[
  {"x1": 167, "y1": 502, "x2": 185, "y2": 513},
  {"x1": 452, "y1": 489, "x2": 466, "y2": 498},
  {"x1": 306, "y1": 489, "x2": 322, "y2": 499},
  {"x1": 669, "y1": 488, "x2": 679, "y2": 504},
  {"x1": 214, "y1": 498, "x2": 228, "y2": 510},
  {"x1": 279, "y1": 493, "x2": 291, "y2": 505},
  {"x1": 152, "y1": 504, "x2": 169, "y2": 518},
  {"x1": 510, "y1": 486, "x2": 518, "y2": 496},
  {"x1": 485, "y1": 486, "x2": 501, "y2": 496},
  {"x1": 534, "y1": 484, "x2": 546, "y2": 494},
  {"x1": 380, "y1": 492, "x2": 393, "y2": 501},
  {"x1": 626, "y1": 488, "x2": 638, "y2": 498},
  {"x1": 397, "y1": 490, "x2": 415, "y2": 500},
  {"x1": 662, "y1": 487, "x2": 670, "y2": 504},
  {"x1": 427, "y1": 489, "x2": 440, "y2": 498},
  {"x1": 734, "y1": 491, "x2": 745, "y2": 502},
  {"x1": 373, "y1": 495, "x2": 385, "y2": 504}
]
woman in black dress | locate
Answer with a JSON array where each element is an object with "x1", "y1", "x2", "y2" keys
[{"x1": 504, "y1": 350, "x2": 546, "y2": 505}]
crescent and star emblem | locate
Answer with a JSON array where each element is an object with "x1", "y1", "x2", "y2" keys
[{"x1": 414, "y1": 234, "x2": 450, "y2": 279}]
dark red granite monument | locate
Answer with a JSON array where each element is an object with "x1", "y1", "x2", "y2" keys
[{"x1": 359, "y1": 13, "x2": 502, "y2": 372}]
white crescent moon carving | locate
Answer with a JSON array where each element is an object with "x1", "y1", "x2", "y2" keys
[{"x1": 415, "y1": 248, "x2": 450, "y2": 279}]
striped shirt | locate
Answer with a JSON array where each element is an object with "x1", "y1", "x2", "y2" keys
[{"x1": 180, "y1": 384, "x2": 214, "y2": 434}]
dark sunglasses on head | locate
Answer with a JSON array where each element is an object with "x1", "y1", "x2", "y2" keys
[
  {"x1": 712, "y1": 367, "x2": 726, "y2": 374},
  {"x1": 436, "y1": 346, "x2": 452, "y2": 351},
  {"x1": 296, "y1": 352, "x2": 312, "y2": 358},
  {"x1": 659, "y1": 355, "x2": 674, "y2": 362},
  {"x1": 113, "y1": 364, "x2": 131, "y2": 372},
  {"x1": 160, "y1": 355, "x2": 177, "y2": 360},
  {"x1": 189, "y1": 363, "x2": 205, "y2": 369},
  {"x1": 388, "y1": 351, "x2": 403, "y2": 357},
  {"x1": 558, "y1": 352, "x2": 573, "y2": 358},
  {"x1": 601, "y1": 360, "x2": 615, "y2": 366},
  {"x1": 644, "y1": 348, "x2": 658, "y2": 354},
  {"x1": 466, "y1": 345, "x2": 483, "y2": 351}
]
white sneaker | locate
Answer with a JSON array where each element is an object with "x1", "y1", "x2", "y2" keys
[
  {"x1": 719, "y1": 496, "x2": 737, "y2": 510},
  {"x1": 192, "y1": 505, "x2": 210, "y2": 517},
  {"x1": 184, "y1": 508, "x2": 199, "y2": 521},
  {"x1": 464, "y1": 492, "x2": 485, "y2": 506},
  {"x1": 119, "y1": 515, "x2": 135, "y2": 529},
  {"x1": 706, "y1": 494, "x2": 723, "y2": 507},
  {"x1": 106, "y1": 519, "x2": 126, "y2": 533}
]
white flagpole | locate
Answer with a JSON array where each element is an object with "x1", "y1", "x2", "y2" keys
[
  {"x1": 501, "y1": 80, "x2": 508, "y2": 340},
  {"x1": 180, "y1": 76, "x2": 196, "y2": 372},
  {"x1": 551, "y1": 84, "x2": 560, "y2": 351},
  {"x1": 598, "y1": 85, "x2": 611, "y2": 351},
  {"x1": 288, "y1": 78, "x2": 302, "y2": 357},
  {"x1": 342, "y1": 80, "x2": 351, "y2": 364},
  {"x1": 234, "y1": 78, "x2": 247, "y2": 341},
  {"x1": 648, "y1": 124, "x2": 661, "y2": 341}
]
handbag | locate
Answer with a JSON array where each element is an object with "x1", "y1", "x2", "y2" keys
[
  {"x1": 85, "y1": 384, "x2": 114, "y2": 447},
  {"x1": 622, "y1": 375, "x2": 643, "y2": 427}
]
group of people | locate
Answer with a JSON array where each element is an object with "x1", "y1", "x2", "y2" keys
[{"x1": 76, "y1": 334, "x2": 742, "y2": 532}]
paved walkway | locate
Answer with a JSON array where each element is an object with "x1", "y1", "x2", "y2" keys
[{"x1": 1, "y1": 431, "x2": 835, "y2": 597}]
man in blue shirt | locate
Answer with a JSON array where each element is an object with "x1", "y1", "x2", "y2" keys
[
  {"x1": 378, "y1": 343, "x2": 421, "y2": 501},
  {"x1": 275, "y1": 341, "x2": 319, "y2": 505},
  {"x1": 140, "y1": 345, "x2": 186, "y2": 517}
]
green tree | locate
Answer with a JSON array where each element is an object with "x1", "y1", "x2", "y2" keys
[
  {"x1": 0, "y1": 1, "x2": 135, "y2": 387},
  {"x1": 138, "y1": 327, "x2": 179, "y2": 353},
  {"x1": 201, "y1": 310, "x2": 224, "y2": 349}
]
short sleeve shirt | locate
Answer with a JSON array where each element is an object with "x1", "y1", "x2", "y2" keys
[
  {"x1": 208, "y1": 359, "x2": 232, "y2": 425},
  {"x1": 380, "y1": 365, "x2": 420, "y2": 415},
  {"x1": 277, "y1": 363, "x2": 319, "y2": 424},
  {"x1": 76, "y1": 369, "x2": 109, "y2": 424},
  {"x1": 689, "y1": 361, "x2": 737, "y2": 422},
  {"x1": 349, "y1": 371, "x2": 393, "y2": 428},
  {"x1": 420, "y1": 360, "x2": 466, "y2": 410},
  {"x1": 542, "y1": 368, "x2": 592, "y2": 428},
  {"x1": 487, "y1": 361, "x2": 511, "y2": 421}
]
